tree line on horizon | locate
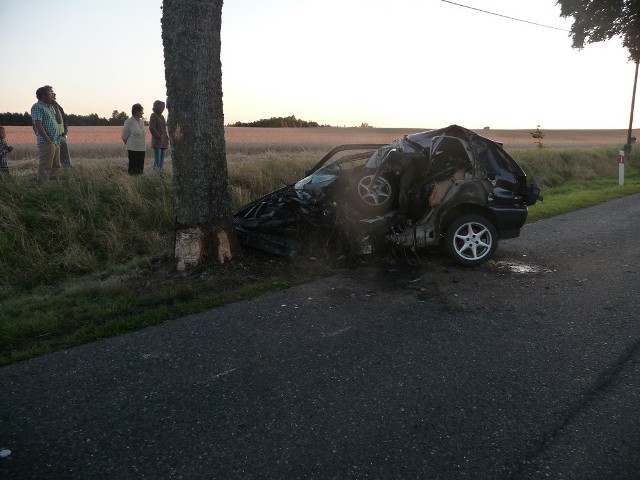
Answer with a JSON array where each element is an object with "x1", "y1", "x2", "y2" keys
[
  {"x1": 0, "y1": 110, "x2": 130, "y2": 127},
  {"x1": 228, "y1": 115, "x2": 377, "y2": 128},
  {"x1": 1, "y1": 110, "x2": 375, "y2": 129}
]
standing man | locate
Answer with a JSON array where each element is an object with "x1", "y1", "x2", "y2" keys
[
  {"x1": 53, "y1": 93, "x2": 71, "y2": 169},
  {"x1": 31, "y1": 85, "x2": 62, "y2": 182}
]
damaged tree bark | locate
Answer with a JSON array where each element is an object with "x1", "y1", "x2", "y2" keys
[{"x1": 161, "y1": 0, "x2": 237, "y2": 271}]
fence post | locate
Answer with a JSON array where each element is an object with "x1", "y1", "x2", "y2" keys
[{"x1": 619, "y1": 150, "x2": 625, "y2": 186}]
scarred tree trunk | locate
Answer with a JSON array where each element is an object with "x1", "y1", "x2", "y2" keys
[{"x1": 161, "y1": 0, "x2": 237, "y2": 272}]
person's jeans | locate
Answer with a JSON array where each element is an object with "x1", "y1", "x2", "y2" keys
[
  {"x1": 37, "y1": 143, "x2": 61, "y2": 182},
  {"x1": 153, "y1": 147, "x2": 166, "y2": 170},
  {"x1": 59, "y1": 135, "x2": 71, "y2": 168}
]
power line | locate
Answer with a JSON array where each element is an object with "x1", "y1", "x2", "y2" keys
[{"x1": 440, "y1": 0, "x2": 570, "y2": 32}]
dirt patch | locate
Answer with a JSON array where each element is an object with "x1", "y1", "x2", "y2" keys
[{"x1": 116, "y1": 248, "x2": 346, "y2": 300}]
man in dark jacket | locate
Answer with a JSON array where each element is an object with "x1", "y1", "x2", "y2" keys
[{"x1": 53, "y1": 93, "x2": 71, "y2": 169}]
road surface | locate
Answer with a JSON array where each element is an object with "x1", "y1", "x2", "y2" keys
[{"x1": 2, "y1": 194, "x2": 640, "y2": 479}]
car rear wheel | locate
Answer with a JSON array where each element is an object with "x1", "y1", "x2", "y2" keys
[
  {"x1": 351, "y1": 174, "x2": 396, "y2": 215},
  {"x1": 444, "y1": 214, "x2": 497, "y2": 267}
]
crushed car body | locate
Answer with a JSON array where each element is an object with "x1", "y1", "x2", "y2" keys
[{"x1": 233, "y1": 125, "x2": 541, "y2": 266}]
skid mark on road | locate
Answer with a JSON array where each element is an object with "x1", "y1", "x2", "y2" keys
[{"x1": 513, "y1": 335, "x2": 640, "y2": 477}]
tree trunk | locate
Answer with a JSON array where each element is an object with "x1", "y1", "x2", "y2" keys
[{"x1": 161, "y1": 0, "x2": 237, "y2": 272}]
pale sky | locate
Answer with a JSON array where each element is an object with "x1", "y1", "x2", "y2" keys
[{"x1": 1, "y1": 0, "x2": 637, "y2": 129}]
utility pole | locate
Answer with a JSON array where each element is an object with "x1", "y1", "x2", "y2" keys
[{"x1": 624, "y1": 60, "x2": 639, "y2": 160}]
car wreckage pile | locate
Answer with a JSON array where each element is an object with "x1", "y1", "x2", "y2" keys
[{"x1": 233, "y1": 125, "x2": 541, "y2": 267}]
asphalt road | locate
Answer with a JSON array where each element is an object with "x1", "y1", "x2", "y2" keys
[{"x1": 2, "y1": 194, "x2": 640, "y2": 479}]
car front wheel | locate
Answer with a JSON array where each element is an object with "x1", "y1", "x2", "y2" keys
[
  {"x1": 351, "y1": 174, "x2": 396, "y2": 214},
  {"x1": 444, "y1": 214, "x2": 497, "y2": 267}
]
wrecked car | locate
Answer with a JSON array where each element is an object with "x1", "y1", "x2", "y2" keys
[{"x1": 233, "y1": 125, "x2": 541, "y2": 267}]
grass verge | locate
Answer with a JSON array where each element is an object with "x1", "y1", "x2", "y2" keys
[
  {"x1": 0, "y1": 254, "x2": 333, "y2": 366},
  {"x1": 527, "y1": 175, "x2": 640, "y2": 222}
]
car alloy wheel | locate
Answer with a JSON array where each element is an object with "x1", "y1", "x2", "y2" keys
[
  {"x1": 444, "y1": 214, "x2": 497, "y2": 267},
  {"x1": 355, "y1": 174, "x2": 394, "y2": 211}
]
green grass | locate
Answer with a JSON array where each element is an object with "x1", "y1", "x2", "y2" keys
[
  {"x1": 527, "y1": 176, "x2": 640, "y2": 222},
  {"x1": 1, "y1": 145, "x2": 639, "y2": 366},
  {"x1": 511, "y1": 146, "x2": 638, "y2": 187},
  {"x1": 1, "y1": 273, "x2": 295, "y2": 365},
  {"x1": 0, "y1": 166, "x2": 174, "y2": 288}
]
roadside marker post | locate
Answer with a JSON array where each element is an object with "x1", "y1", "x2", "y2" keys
[{"x1": 619, "y1": 150, "x2": 625, "y2": 186}]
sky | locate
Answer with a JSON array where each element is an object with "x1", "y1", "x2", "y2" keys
[{"x1": 1, "y1": 0, "x2": 638, "y2": 130}]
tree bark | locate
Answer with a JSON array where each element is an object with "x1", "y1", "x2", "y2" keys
[{"x1": 161, "y1": 0, "x2": 237, "y2": 272}]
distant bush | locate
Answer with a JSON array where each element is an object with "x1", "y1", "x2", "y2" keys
[
  {"x1": 232, "y1": 115, "x2": 321, "y2": 128},
  {"x1": 530, "y1": 125, "x2": 545, "y2": 149}
]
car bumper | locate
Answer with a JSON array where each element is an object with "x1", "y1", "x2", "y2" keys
[{"x1": 489, "y1": 205, "x2": 528, "y2": 239}]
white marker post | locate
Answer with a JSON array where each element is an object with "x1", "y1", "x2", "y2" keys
[{"x1": 619, "y1": 150, "x2": 625, "y2": 186}]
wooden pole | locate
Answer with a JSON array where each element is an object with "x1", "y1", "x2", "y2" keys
[{"x1": 624, "y1": 60, "x2": 639, "y2": 159}]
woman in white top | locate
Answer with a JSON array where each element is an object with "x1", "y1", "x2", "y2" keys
[{"x1": 121, "y1": 103, "x2": 146, "y2": 175}]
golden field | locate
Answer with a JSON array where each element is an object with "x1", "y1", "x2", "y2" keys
[{"x1": 3, "y1": 125, "x2": 633, "y2": 150}]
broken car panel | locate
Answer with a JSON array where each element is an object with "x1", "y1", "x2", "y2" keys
[{"x1": 233, "y1": 125, "x2": 541, "y2": 267}]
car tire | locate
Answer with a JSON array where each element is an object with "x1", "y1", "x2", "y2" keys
[
  {"x1": 444, "y1": 214, "x2": 497, "y2": 267},
  {"x1": 351, "y1": 174, "x2": 397, "y2": 215}
]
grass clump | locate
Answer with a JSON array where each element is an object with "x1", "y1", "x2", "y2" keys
[
  {"x1": 0, "y1": 165, "x2": 174, "y2": 289},
  {"x1": 227, "y1": 150, "x2": 319, "y2": 204}
]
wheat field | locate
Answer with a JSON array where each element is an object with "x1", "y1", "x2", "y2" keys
[{"x1": 3, "y1": 125, "x2": 632, "y2": 151}]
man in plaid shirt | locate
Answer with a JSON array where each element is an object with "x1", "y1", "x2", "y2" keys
[{"x1": 31, "y1": 85, "x2": 62, "y2": 182}]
